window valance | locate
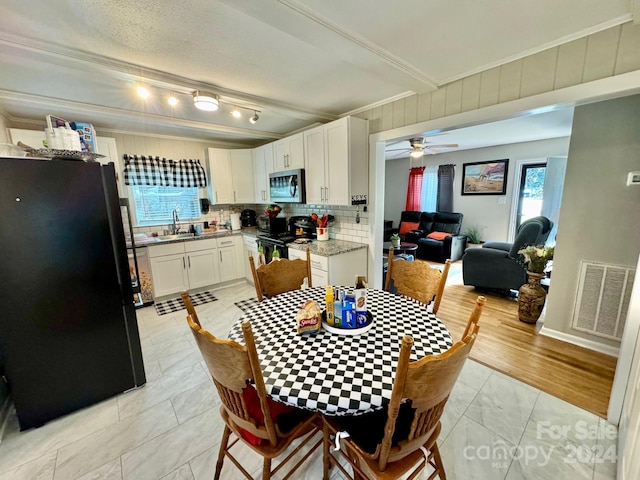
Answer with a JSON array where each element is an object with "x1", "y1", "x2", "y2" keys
[{"x1": 123, "y1": 155, "x2": 207, "y2": 188}]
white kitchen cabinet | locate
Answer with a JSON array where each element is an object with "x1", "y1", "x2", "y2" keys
[
  {"x1": 149, "y1": 238, "x2": 221, "y2": 298},
  {"x1": 217, "y1": 235, "x2": 243, "y2": 282},
  {"x1": 253, "y1": 144, "x2": 273, "y2": 203},
  {"x1": 208, "y1": 148, "x2": 255, "y2": 204},
  {"x1": 303, "y1": 116, "x2": 368, "y2": 206},
  {"x1": 273, "y1": 132, "x2": 304, "y2": 172},
  {"x1": 288, "y1": 246, "x2": 367, "y2": 287},
  {"x1": 243, "y1": 234, "x2": 260, "y2": 284}
]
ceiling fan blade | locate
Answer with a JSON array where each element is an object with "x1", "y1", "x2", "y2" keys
[
  {"x1": 386, "y1": 147, "x2": 411, "y2": 152},
  {"x1": 425, "y1": 143, "x2": 458, "y2": 149}
]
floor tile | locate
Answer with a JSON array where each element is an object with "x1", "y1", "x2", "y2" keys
[
  {"x1": 54, "y1": 401, "x2": 178, "y2": 480},
  {"x1": 440, "y1": 415, "x2": 514, "y2": 479},
  {"x1": 170, "y1": 381, "x2": 220, "y2": 425},
  {"x1": 75, "y1": 458, "x2": 122, "y2": 480},
  {"x1": 465, "y1": 371, "x2": 540, "y2": 445},
  {"x1": 0, "y1": 450, "x2": 57, "y2": 480},
  {"x1": 457, "y1": 359, "x2": 494, "y2": 391},
  {"x1": 159, "y1": 464, "x2": 194, "y2": 480},
  {"x1": 504, "y1": 420, "x2": 594, "y2": 479}
]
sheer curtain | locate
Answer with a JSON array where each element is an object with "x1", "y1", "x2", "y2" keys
[
  {"x1": 437, "y1": 164, "x2": 455, "y2": 212},
  {"x1": 405, "y1": 166, "x2": 425, "y2": 211},
  {"x1": 421, "y1": 165, "x2": 438, "y2": 211}
]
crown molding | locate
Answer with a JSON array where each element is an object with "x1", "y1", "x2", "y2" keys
[{"x1": 341, "y1": 91, "x2": 417, "y2": 117}]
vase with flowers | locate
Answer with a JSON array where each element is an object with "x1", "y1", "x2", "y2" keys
[
  {"x1": 517, "y1": 245, "x2": 554, "y2": 323},
  {"x1": 311, "y1": 213, "x2": 331, "y2": 241}
]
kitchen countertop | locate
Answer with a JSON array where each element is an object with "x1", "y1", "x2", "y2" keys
[
  {"x1": 127, "y1": 229, "x2": 243, "y2": 248},
  {"x1": 287, "y1": 238, "x2": 367, "y2": 257}
]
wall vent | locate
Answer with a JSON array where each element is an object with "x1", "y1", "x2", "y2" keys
[{"x1": 571, "y1": 261, "x2": 636, "y2": 340}]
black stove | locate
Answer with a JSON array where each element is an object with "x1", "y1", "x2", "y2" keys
[{"x1": 256, "y1": 232, "x2": 295, "y2": 246}]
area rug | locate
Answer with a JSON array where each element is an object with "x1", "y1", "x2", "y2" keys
[
  {"x1": 154, "y1": 291, "x2": 217, "y2": 316},
  {"x1": 234, "y1": 297, "x2": 258, "y2": 313}
]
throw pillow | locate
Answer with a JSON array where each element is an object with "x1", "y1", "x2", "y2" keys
[
  {"x1": 427, "y1": 231, "x2": 451, "y2": 241},
  {"x1": 399, "y1": 221, "x2": 419, "y2": 235}
]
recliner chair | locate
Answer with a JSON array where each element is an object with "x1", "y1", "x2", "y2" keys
[{"x1": 462, "y1": 216, "x2": 553, "y2": 291}]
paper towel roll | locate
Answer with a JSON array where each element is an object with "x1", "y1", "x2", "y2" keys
[{"x1": 230, "y1": 213, "x2": 241, "y2": 231}]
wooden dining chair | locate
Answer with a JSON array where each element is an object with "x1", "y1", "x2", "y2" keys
[
  {"x1": 322, "y1": 298, "x2": 484, "y2": 480},
  {"x1": 249, "y1": 247, "x2": 312, "y2": 302},
  {"x1": 186, "y1": 315, "x2": 322, "y2": 479},
  {"x1": 384, "y1": 247, "x2": 451, "y2": 314},
  {"x1": 180, "y1": 291, "x2": 200, "y2": 327},
  {"x1": 463, "y1": 295, "x2": 486, "y2": 339}
]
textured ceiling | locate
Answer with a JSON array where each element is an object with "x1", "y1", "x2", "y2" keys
[{"x1": 0, "y1": 0, "x2": 632, "y2": 146}]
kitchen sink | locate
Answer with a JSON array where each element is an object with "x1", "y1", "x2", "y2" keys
[{"x1": 157, "y1": 233, "x2": 195, "y2": 240}]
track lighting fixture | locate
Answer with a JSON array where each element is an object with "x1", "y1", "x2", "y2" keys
[
  {"x1": 167, "y1": 95, "x2": 179, "y2": 106},
  {"x1": 249, "y1": 111, "x2": 260, "y2": 124},
  {"x1": 231, "y1": 106, "x2": 242, "y2": 118},
  {"x1": 136, "y1": 86, "x2": 150, "y2": 99},
  {"x1": 192, "y1": 90, "x2": 219, "y2": 111}
]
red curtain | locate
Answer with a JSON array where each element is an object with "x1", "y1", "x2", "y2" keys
[{"x1": 405, "y1": 166, "x2": 425, "y2": 211}]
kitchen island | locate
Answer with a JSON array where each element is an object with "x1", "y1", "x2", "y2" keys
[{"x1": 287, "y1": 239, "x2": 367, "y2": 286}]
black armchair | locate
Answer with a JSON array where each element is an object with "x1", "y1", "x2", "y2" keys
[{"x1": 462, "y1": 216, "x2": 553, "y2": 291}]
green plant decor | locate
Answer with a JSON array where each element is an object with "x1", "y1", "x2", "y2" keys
[{"x1": 464, "y1": 225, "x2": 483, "y2": 244}]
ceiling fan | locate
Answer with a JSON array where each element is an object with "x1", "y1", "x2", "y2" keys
[{"x1": 387, "y1": 137, "x2": 459, "y2": 158}]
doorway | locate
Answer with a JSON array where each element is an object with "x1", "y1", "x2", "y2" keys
[{"x1": 515, "y1": 162, "x2": 547, "y2": 230}]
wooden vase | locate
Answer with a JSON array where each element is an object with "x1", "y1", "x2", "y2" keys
[{"x1": 518, "y1": 271, "x2": 547, "y2": 324}]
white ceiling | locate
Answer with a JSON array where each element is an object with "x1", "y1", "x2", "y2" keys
[{"x1": 0, "y1": 0, "x2": 631, "y2": 146}]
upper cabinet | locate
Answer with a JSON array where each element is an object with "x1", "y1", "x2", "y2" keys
[
  {"x1": 273, "y1": 132, "x2": 304, "y2": 172},
  {"x1": 303, "y1": 116, "x2": 368, "y2": 206},
  {"x1": 207, "y1": 148, "x2": 255, "y2": 204},
  {"x1": 253, "y1": 143, "x2": 273, "y2": 203}
]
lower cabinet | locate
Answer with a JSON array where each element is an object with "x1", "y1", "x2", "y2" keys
[
  {"x1": 243, "y1": 234, "x2": 259, "y2": 284},
  {"x1": 288, "y1": 247, "x2": 367, "y2": 287},
  {"x1": 148, "y1": 236, "x2": 243, "y2": 298}
]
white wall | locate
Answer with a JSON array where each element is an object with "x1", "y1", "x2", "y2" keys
[
  {"x1": 544, "y1": 95, "x2": 640, "y2": 346},
  {"x1": 384, "y1": 137, "x2": 570, "y2": 240}
]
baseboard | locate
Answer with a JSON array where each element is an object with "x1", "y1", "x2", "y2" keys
[{"x1": 539, "y1": 326, "x2": 620, "y2": 357}]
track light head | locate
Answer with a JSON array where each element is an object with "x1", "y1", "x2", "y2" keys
[{"x1": 249, "y1": 111, "x2": 260, "y2": 124}]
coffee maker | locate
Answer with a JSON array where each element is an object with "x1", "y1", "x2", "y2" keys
[{"x1": 240, "y1": 209, "x2": 257, "y2": 227}]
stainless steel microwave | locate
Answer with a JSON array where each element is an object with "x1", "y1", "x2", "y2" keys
[{"x1": 269, "y1": 169, "x2": 305, "y2": 203}]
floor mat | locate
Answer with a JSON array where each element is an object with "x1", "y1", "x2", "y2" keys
[
  {"x1": 234, "y1": 297, "x2": 258, "y2": 313},
  {"x1": 154, "y1": 291, "x2": 217, "y2": 316}
]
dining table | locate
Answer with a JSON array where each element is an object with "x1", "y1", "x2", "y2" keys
[{"x1": 228, "y1": 286, "x2": 453, "y2": 416}]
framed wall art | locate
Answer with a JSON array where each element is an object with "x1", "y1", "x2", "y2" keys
[{"x1": 461, "y1": 159, "x2": 509, "y2": 195}]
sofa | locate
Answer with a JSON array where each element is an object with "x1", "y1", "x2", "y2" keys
[
  {"x1": 462, "y1": 216, "x2": 553, "y2": 291},
  {"x1": 393, "y1": 211, "x2": 467, "y2": 263}
]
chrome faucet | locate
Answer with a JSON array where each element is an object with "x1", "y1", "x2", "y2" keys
[{"x1": 171, "y1": 209, "x2": 180, "y2": 234}]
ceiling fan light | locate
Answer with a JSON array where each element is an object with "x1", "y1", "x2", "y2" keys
[
  {"x1": 192, "y1": 91, "x2": 219, "y2": 111},
  {"x1": 410, "y1": 148, "x2": 423, "y2": 158},
  {"x1": 249, "y1": 111, "x2": 260, "y2": 124}
]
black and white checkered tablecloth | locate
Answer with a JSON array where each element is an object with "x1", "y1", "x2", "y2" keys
[{"x1": 228, "y1": 287, "x2": 453, "y2": 417}]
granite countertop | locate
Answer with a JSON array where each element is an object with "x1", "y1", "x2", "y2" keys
[
  {"x1": 128, "y1": 229, "x2": 243, "y2": 248},
  {"x1": 287, "y1": 238, "x2": 367, "y2": 257}
]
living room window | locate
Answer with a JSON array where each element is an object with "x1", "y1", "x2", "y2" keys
[
  {"x1": 131, "y1": 185, "x2": 200, "y2": 226},
  {"x1": 421, "y1": 165, "x2": 438, "y2": 211}
]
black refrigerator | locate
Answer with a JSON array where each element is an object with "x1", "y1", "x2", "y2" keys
[{"x1": 0, "y1": 157, "x2": 146, "y2": 430}]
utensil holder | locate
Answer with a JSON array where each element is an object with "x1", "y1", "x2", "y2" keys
[{"x1": 317, "y1": 227, "x2": 329, "y2": 241}]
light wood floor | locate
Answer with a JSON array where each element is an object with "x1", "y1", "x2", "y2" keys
[{"x1": 437, "y1": 273, "x2": 617, "y2": 419}]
